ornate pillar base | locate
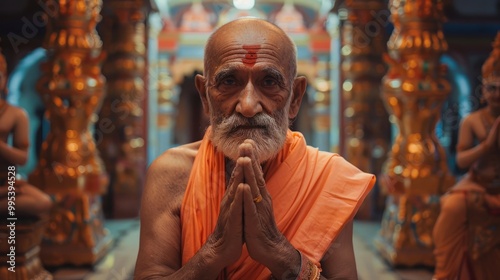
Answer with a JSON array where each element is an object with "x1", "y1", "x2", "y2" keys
[
  {"x1": 0, "y1": 217, "x2": 52, "y2": 280},
  {"x1": 374, "y1": 172, "x2": 454, "y2": 267},
  {"x1": 41, "y1": 237, "x2": 113, "y2": 267},
  {"x1": 40, "y1": 193, "x2": 113, "y2": 267}
]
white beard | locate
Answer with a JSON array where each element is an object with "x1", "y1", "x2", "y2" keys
[{"x1": 210, "y1": 107, "x2": 290, "y2": 163}]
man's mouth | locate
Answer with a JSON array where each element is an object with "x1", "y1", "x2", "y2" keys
[
  {"x1": 239, "y1": 125, "x2": 265, "y2": 129},
  {"x1": 231, "y1": 125, "x2": 266, "y2": 132}
]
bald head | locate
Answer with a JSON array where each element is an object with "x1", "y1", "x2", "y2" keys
[{"x1": 203, "y1": 18, "x2": 297, "y2": 83}]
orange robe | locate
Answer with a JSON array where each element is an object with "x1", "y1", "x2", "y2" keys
[{"x1": 181, "y1": 128, "x2": 375, "y2": 279}]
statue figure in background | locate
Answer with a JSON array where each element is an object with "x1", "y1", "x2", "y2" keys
[
  {"x1": 0, "y1": 52, "x2": 52, "y2": 218},
  {"x1": 433, "y1": 32, "x2": 500, "y2": 280}
]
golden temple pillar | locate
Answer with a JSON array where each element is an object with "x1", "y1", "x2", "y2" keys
[
  {"x1": 30, "y1": 0, "x2": 112, "y2": 266},
  {"x1": 337, "y1": 0, "x2": 391, "y2": 219},
  {"x1": 374, "y1": 0, "x2": 455, "y2": 266},
  {"x1": 98, "y1": 0, "x2": 153, "y2": 218}
]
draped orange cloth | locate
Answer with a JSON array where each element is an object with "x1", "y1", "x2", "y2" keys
[{"x1": 181, "y1": 127, "x2": 375, "y2": 279}]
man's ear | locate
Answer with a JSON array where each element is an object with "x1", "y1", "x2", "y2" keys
[
  {"x1": 195, "y1": 74, "x2": 210, "y2": 115},
  {"x1": 288, "y1": 76, "x2": 307, "y2": 119}
]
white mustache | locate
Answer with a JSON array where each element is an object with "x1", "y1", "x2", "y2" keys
[{"x1": 218, "y1": 113, "x2": 275, "y2": 132}]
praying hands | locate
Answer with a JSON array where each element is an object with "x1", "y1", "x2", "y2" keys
[{"x1": 208, "y1": 139, "x2": 300, "y2": 277}]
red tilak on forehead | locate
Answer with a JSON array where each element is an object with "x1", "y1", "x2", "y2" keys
[{"x1": 242, "y1": 45, "x2": 260, "y2": 66}]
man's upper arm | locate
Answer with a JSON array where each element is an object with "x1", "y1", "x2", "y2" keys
[
  {"x1": 135, "y1": 151, "x2": 188, "y2": 279},
  {"x1": 320, "y1": 219, "x2": 357, "y2": 280}
]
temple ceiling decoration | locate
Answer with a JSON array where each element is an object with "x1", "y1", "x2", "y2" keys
[{"x1": 157, "y1": 0, "x2": 332, "y2": 83}]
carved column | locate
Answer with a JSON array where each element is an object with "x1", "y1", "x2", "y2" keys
[
  {"x1": 337, "y1": 0, "x2": 391, "y2": 218},
  {"x1": 30, "y1": 0, "x2": 112, "y2": 266},
  {"x1": 98, "y1": 0, "x2": 149, "y2": 218},
  {"x1": 375, "y1": 0, "x2": 455, "y2": 266}
]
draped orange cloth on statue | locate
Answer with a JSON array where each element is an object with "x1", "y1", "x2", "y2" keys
[{"x1": 180, "y1": 127, "x2": 375, "y2": 279}]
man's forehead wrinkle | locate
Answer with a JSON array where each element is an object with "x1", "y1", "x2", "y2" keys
[
  {"x1": 213, "y1": 53, "x2": 287, "y2": 74},
  {"x1": 214, "y1": 42, "x2": 284, "y2": 60},
  {"x1": 216, "y1": 42, "x2": 248, "y2": 56}
]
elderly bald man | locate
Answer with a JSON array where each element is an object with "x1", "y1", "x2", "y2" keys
[{"x1": 135, "y1": 18, "x2": 375, "y2": 280}]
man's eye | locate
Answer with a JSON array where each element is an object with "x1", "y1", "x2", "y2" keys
[
  {"x1": 221, "y1": 78, "x2": 237, "y2": 86},
  {"x1": 263, "y1": 78, "x2": 277, "y2": 87}
]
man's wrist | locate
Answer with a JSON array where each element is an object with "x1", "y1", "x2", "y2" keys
[
  {"x1": 267, "y1": 238, "x2": 301, "y2": 279},
  {"x1": 269, "y1": 247, "x2": 321, "y2": 280},
  {"x1": 295, "y1": 251, "x2": 321, "y2": 280},
  {"x1": 201, "y1": 238, "x2": 228, "y2": 274}
]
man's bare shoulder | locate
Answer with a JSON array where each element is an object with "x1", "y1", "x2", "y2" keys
[
  {"x1": 144, "y1": 141, "x2": 202, "y2": 199},
  {"x1": 150, "y1": 141, "x2": 201, "y2": 173}
]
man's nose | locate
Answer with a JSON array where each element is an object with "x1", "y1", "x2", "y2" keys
[{"x1": 235, "y1": 82, "x2": 263, "y2": 118}]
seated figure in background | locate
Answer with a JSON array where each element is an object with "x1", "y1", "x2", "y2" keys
[
  {"x1": 0, "y1": 52, "x2": 52, "y2": 218},
  {"x1": 433, "y1": 33, "x2": 500, "y2": 280}
]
